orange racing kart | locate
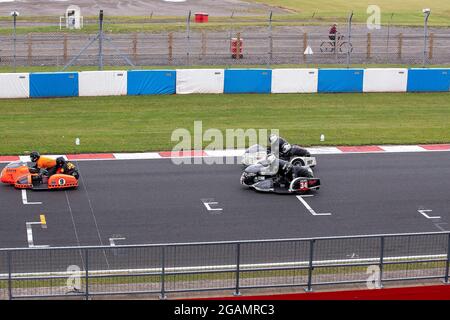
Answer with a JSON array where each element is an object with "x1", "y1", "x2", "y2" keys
[{"x1": 1, "y1": 161, "x2": 78, "y2": 190}]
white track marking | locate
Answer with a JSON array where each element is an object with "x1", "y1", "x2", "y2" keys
[
  {"x1": 1, "y1": 145, "x2": 449, "y2": 165},
  {"x1": 201, "y1": 199, "x2": 223, "y2": 212},
  {"x1": 307, "y1": 147, "x2": 342, "y2": 155},
  {"x1": 76, "y1": 166, "x2": 110, "y2": 269},
  {"x1": 26, "y1": 218, "x2": 48, "y2": 248},
  {"x1": 381, "y1": 145, "x2": 425, "y2": 153},
  {"x1": 205, "y1": 149, "x2": 246, "y2": 157},
  {"x1": 21, "y1": 190, "x2": 42, "y2": 205},
  {"x1": 434, "y1": 223, "x2": 448, "y2": 232},
  {"x1": 113, "y1": 152, "x2": 161, "y2": 160},
  {"x1": 64, "y1": 191, "x2": 85, "y2": 266},
  {"x1": 418, "y1": 209, "x2": 441, "y2": 219},
  {"x1": 109, "y1": 237, "x2": 126, "y2": 246},
  {"x1": 296, "y1": 195, "x2": 331, "y2": 216}
]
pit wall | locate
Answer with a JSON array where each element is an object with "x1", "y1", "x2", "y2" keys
[{"x1": 0, "y1": 68, "x2": 449, "y2": 99}]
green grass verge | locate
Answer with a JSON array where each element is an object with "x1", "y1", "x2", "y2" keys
[
  {"x1": 1, "y1": 260, "x2": 445, "y2": 292},
  {"x1": 0, "y1": 93, "x2": 449, "y2": 156}
]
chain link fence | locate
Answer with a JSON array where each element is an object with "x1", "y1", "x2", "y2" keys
[
  {"x1": 1, "y1": 17, "x2": 450, "y2": 70},
  {"x1": 0, "y1": 231, "x2": 449, "y2": 299}
]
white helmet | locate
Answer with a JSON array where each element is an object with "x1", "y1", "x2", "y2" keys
[
  {"x1": 282, "y1": 143, "x2": 292, "y2": 154},
  {"x1": 269, "y1": 133, "x2": 278, "y2": 144}
]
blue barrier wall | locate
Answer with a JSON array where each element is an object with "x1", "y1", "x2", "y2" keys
[
  {"x1": 224, "y1": 69, "x2": 272, "y2": 94},
  {"x1": 3, "y1": 68, "x2": 450, "y2": 100},
  {"x1": 318, "y1": 69, "x2": 364, "y2": 93},
  {"x1": 407, "y1": 69, "x2": 450, "y2": 92},
  {"x1": 30, "y1": 72, "x2": 78, "y2": 98},
  {"x1": 127, "y1": 70, "x2": 176, "y2": 95}
]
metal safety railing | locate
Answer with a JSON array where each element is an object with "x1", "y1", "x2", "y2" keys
[{"x1": 0, "y1": 231, "x2": 449, "y2": 299}]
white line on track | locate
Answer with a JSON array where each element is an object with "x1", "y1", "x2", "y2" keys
[
  {"x1": 76, "y1": 162, "x2": 110, "y2": 269},
  {"x1": 26, "y1": 221, "x2": 48, "y2": 248},
  {"x1": 202, "y1": 201, "x2": 223, "y2": 211},
  {"x1": 21, "y1": 190, "x2": 42, "y2": 205},
  {"x1": 109, "y1": 237, "x2": 126, "y2": 246},
  {"x1": 296, "y1": 195, "x2": 331, "y2": 216},
  {"x1": 418, "y1": 209, "x2": 441, "y2": 219},
  {"x1": 434, "y1": 223, "x2": 448, "y2": 232}
]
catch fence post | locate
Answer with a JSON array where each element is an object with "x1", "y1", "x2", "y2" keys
[
  {"x1": 367, "y1": 32, "x2": 372, "y2": 59},
  {"x1": 429, "y1": 33, "x2": 434, "y2": 60},
  {"x1": 160, "y1": 246, "x2": 167, "y2": 299},
  {"x1": 168, "y1": 32, "x2": 173, "y2": 64},
  {"x1": 27, "y1": 33, "x2": 32, "y2": 66},
  {"x1": 234, "y1": 243, "x2": 241, "y2": 296},
  {"x1": 379, "y1": 236, "x2": 385, "y2": 288},
  {"x1": 305, "y1": 239, "x2": 314, "y2": 292},
  {"x1": 85, "y1": 249, "x2": 89, "y2": 300},
  {"x1": 268, "y1": 11, "x2": 273, "y2": 67},
  {"x1": 98, "y1": 10, "x2": 104, "y2": 71},
  {"x1": 444, "y1": 233, "x2": 450, "y2": 284},
  {"x1": 423, "y1": 10, "x2": 431, "y2": 67},
  {"x1": 201, "y1": 30, "x2": 206, "y2": 59},
  {"x1": 7, "y1": 250, "x2": 12, "y2": 300},
  {"x1": 12, "y1": 11, "x2": 18, "y2": 73},
  {"x1": 302, "y1": 32, "x2": 308, "y2": 63},
  {"x1": 63, "y1": 33, "x2": 68, "y2": 64},
  {"x1": 186, "y1": 10, "x2": 191, "y2": 66},
  {"x1": 346, "y1": 11, "x2": 354, "y2": 67},
  {"x1": 132, "y1": 33, "x2": 138, "y2": 64}
]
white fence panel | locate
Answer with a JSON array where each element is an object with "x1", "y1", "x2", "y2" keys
[
  {"x1": 79, "y1": 71, "x2": 127, "y2": 97},
  {"x1": 363, "y1": 69, "x2": 408, "y2": 92},
  {"x1": 176, "y1": 69, "x2": 224, "y2": 94},
  {"x1": 271, "y1": 69, "x2": 318, "y2": 93},
  {"x1": 0, "y1": 73, "x2": 29, "y2": 98}
]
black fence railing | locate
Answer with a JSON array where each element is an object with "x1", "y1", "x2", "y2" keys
[{"x1": 0, "y1": 231, "x2": 449, "y2": 299}]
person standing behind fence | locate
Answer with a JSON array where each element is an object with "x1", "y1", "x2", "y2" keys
[{"x1": 329, "y1": 23, "x2": 338, "y2": 41}]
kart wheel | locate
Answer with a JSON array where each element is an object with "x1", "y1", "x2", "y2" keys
[{"x1": 291, "y1": 159, "x2": 305, "y2": 166}]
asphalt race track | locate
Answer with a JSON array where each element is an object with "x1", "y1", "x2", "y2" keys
[
  {"x1": 1, "y1": 151, "x2": 449, "y2": 249},
  {"x1": 0, "y1": 151, "x2": 449, "y2": 274}
]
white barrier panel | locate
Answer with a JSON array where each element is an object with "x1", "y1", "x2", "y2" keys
[
  {"x1": 79, "y1": 71, "x2": 127, "y2": 97},
  {"x1": 363, "y1": 68, "x2": 408, "y2": 92},
  {"x1": 271, "y1": 69, "x2": 318, "y2": 93},
  {"x1": 176, "y1": 69, "x2": 224, "y2": 94},
  {"x1": 0, "y1": 73, "x2": 29, "y2": 98}
]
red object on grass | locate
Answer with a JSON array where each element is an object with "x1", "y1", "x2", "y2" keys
[{"x1": 194, "y1": 12, "x2": 209, "y2": 23}]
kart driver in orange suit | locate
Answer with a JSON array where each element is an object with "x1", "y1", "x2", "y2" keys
[{"x1": 30, "y1": 151, "x2": 58, "y2": 176}]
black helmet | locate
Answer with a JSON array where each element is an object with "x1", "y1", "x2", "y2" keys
[
  {"x1": 30, "y1": 151, "x2": 40, "y2": 162},
  {"x1": 56, "y1": 157, "x2": 65, "y2": 166}
]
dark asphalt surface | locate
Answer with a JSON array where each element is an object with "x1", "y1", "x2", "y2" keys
[{"x1": 0, "y1": 152, "x2": 449, "y2": 272}]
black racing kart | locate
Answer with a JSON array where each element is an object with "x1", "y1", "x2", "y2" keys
[{"x1": 240, "y1": 160, "x2": 321, "y2": 194}]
